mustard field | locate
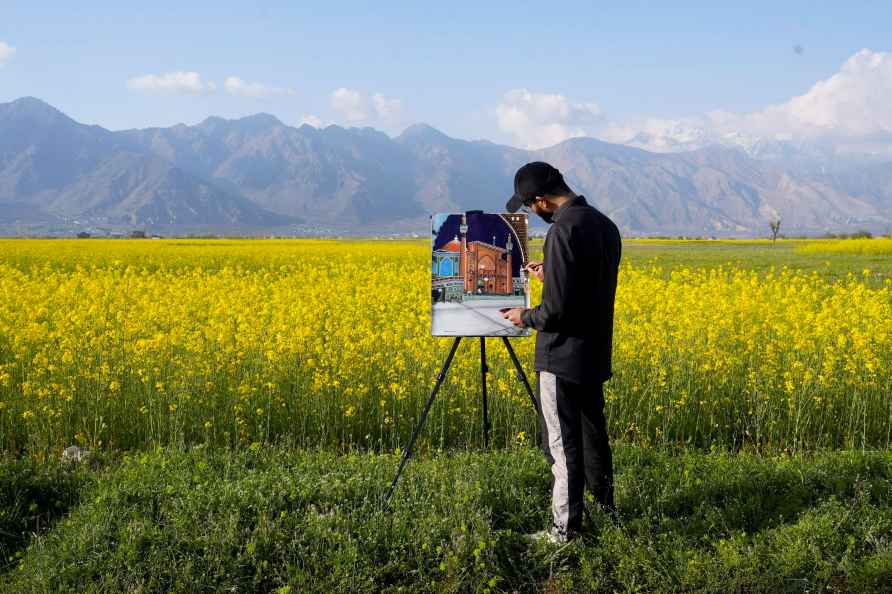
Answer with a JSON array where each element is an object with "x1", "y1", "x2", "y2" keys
[
  {"x1": 797, "y1": 236, "x2": 892, "y2": 255},
  {"x1": 1, "y1": 238, "x2": 891, "y2": 453}
]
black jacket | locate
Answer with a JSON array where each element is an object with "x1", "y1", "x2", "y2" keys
[{"x1": 520, "y1": 195, "x2": 621, "y2": 384}]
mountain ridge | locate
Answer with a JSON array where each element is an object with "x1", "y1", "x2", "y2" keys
[{"x1": 1, "y1": 97, "x2": 890, "y2": 236}]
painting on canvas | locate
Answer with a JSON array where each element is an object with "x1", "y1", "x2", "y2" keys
[{"x1": 431, "y1": 212, "x2": 531, "y2": 337}]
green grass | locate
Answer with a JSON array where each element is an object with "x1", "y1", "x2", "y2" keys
[
  {"x1": 0, "y1": 456, "x2": 94, "y2": 572},
  {"x1": 3, "y1": 444, "x2": 892, "y2": 593}
]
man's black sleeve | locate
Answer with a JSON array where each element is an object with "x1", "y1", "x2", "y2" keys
[{"x1": 521, "y1": 225, "x2": 575, "y2": 332}]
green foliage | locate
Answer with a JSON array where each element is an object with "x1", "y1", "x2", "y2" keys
[
  {"x1": 0, "y1": 453, "x2": 96, "y2": 572},
  {"x1": 3, "y1": 445, "x2": 892, "y2": 593},
  {"x1": 819, "y1": 230, "x2": 875, "y2": 240}
]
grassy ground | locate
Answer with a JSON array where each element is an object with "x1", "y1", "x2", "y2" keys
[{"x1": 2, "y1": 444, "x2": 891, "y2": 593}]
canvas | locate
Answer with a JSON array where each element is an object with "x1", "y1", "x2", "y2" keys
[{"x1": 431, "y1": 212, "x2": 531, "y2": 337}]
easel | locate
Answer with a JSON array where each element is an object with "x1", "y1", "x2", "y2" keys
[{"x1": 386, "y1": 335, "x2": 539, "y2": 504}]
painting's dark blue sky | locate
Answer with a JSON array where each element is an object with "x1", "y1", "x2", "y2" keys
[{"x1": 432, "y1": 213, "x2": 525, "y2": 277}]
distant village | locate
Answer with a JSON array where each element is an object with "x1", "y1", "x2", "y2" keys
[{"x1": 75, "y1": 230, "x2": 160, "y2": 239}]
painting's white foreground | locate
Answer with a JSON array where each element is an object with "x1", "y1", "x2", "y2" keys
[{"x1": 431, "y1": 296, "x2": 531, "y2": 337}]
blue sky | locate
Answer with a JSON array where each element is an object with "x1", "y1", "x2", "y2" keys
[{"x1": 2, "y1": 2, "x2": 890, "y2": 148}]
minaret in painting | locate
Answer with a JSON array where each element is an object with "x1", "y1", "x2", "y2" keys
[
  {"x1": 459, "y1": 213, "x2": 469, "y2": 292},
  {"x1": 505, "y1": 233, "x2": 513, "y2": 292}
]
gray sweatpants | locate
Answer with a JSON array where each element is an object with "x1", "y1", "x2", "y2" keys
[{"x1": 536, "y1": 370, "x2": 614, "y2": 537}]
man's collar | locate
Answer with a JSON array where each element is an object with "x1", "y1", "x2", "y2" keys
[{"x1": 552, "y1": 195, "x2": 587, "y2": 223}]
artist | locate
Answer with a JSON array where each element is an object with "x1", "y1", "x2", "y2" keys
[{"x1": 501, "y1": 161, "x2": 622, "y2": 544}]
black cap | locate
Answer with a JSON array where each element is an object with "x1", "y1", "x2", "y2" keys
[{"x1": 505, "y1": 161, "x2": 565, "y2": 213}]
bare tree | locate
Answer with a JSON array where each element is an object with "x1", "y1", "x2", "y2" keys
[{"x1": 769, "y1": 217, "x2": 781, "y2": 245}]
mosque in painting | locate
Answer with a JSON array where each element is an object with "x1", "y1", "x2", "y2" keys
[{"x1": 432, "y1": 213, "x2": 527, "y2": 303}]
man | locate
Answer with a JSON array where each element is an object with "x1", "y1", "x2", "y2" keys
[{"x1": 501, "y1": 161, "x2": 622, "y2": 544}]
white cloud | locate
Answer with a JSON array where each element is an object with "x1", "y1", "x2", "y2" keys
[
  {"x1": 298, "y1": 114, "x2": 325, "y2": 128},
  {"x1": 127, "y1": 71, "x2": 215, "y2": 94},
  {"x1": 0, "y1": 41, "x2": 15, "y2": 66},
  {"x1": 331, "y1": 87, "x2": 368, "y2": 122},
  {"x1": 601, "y1": 49, "x2": 892, "y2": 152},
  {"x1": 371, "y1": 93, "x2": 404, "y2": 121},
  {"x1": 766, "y1": 48, "x2": 892, "y2": 137},
  {"x1": 495, "y1": 89, "x2": 603, "y2": 149},
  {"x1": 224, "y1": 76, "x2": 296, "y2": 98},
  {"x1": 330, "y1": 88, "x2": 406, "y2": 128}
]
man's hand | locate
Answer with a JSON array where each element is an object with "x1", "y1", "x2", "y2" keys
[
  {"x1": 525, "y1": 261, "x2": 544, "y2": 282},
  {"x1": 500, "y1": 307, "x2": 526, "y2": 328}
]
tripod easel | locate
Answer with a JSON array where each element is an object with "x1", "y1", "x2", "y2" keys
[{"x1": 386, "y1": 335, "x2": 539, "y2": 504}]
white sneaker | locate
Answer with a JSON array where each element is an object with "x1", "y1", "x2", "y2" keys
[{"x1": 525, "y1": 526, "x2": 570, "y2": 545}]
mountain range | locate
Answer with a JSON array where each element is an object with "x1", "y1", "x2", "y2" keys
[{"x1": 1, "y1": 97, "x2": 890, "y2": 236}]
